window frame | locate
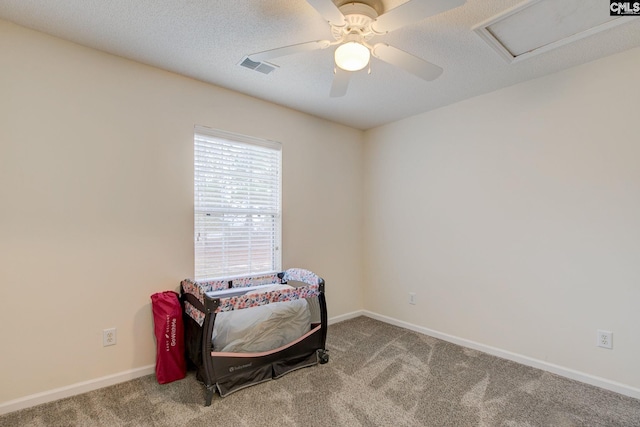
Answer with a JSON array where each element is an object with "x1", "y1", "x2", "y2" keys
[{"x1": 193, "y1": 125, "x2": 282, "y2": 281}]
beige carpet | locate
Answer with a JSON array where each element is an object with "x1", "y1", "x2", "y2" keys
[{"x1": 2, "y1": 316, "x2": 640, "y2": 426}]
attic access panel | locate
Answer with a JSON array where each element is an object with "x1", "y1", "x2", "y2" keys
[{"x1": 473, "y1": 0, "x2": 635, "y2": 63}]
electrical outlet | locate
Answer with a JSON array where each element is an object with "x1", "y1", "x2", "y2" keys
[
  {"x1": 596, "y1": 330, "x2": 612, "y2": 349},
  {"x1": 103, "y1": 328, "x2": 117, "y2": 347},
  {"x1": 409, "y1": 292, "x2": 416, "y2": 305}
]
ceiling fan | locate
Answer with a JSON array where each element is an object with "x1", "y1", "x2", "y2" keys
[{"x1": 246, "y1": 0, "x2": 466, "y2": 97}]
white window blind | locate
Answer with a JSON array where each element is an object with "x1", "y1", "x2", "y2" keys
[{"x1": 194, "y1": 126, "x2": 282, "y2": 280}]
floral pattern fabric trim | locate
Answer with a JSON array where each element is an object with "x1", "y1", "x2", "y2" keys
[
  {"x1": 181, "y1": 279, "x2": 206, "y2": 306},
  {"x1": 197, "y1": 279, "x2": 229, "y2": 292},
  {"x1": 282, "y1": 268, "x2": 321, "y2": 286},
  {"x1": 215, "y1": 284, "x2": 320, "y2": 313},
  {"x1": 184, "y1": 301, "x2": 205, "y2": 326},
  {"x1": 181, "y1": 277, "x2": 235, "y2": 306},
  {"x1": 181, "y1": 269, "x2": 323, "y2": 322},
  {"x1": 231, "y1": 273, "x2": 281, "y2": 288}
]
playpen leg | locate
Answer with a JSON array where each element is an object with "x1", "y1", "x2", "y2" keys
[
  {"x1": 205, "y1": 385, "x2": 215, "y2": 406},
  {"x1": 317, "y1": 349, "x2": 329, "y2": 364}
]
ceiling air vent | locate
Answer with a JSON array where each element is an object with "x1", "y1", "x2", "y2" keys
[{"x1": 239, "y1": 56, "x2": 278, "y2": 75}]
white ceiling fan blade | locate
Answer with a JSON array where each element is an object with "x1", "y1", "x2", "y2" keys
[
  {"x1": 372, "y1": 0, "x2": 466, "y2": 33},
  {"x1": 371, "y1": 43, "x2": 443, "y2": 81},
  {"x1": 249, "y1": 40, "x2": 331, "y2": 62},
  {"x1": 307, "y1": 0, "x2": 346, "y2": 26},
  {"x1": 330, "y1": 67, "x2": 351, "y2": 97}
]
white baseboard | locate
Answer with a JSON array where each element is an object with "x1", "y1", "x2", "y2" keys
[
  {"x1": 0, "y1": 365, "x2": 155, "y2": 416},
  {"x1": 329, "y1": 309, "x2": 365, "y2": 325},
  {"x1": 5, "y1": 309, "x2": 638, "y2": 416},
  {"x1": 360, "y1": 310, "x2": 640, "y2": 400}
]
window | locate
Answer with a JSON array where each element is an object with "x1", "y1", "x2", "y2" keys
[{"x1": 194, "y1": 126, "x2": 281, "y2": 280}]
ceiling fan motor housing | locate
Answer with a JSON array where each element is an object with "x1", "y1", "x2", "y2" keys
[{"x1": 331, "y1": 3, "x2": 379, "y2": 41}]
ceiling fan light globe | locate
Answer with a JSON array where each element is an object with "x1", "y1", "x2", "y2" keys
[{"x1": 335, "y1": 42, "x2": 370, "y2": 71}]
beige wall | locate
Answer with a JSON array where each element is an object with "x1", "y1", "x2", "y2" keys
[
  {"x1": 364, "y1": 47, "x2": 640, "y2": 390},
  {"x1": 0, "y1": 19, "x2": 363, "y2": 403}
]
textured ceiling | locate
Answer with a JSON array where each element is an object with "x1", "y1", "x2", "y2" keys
[{"x1": 1, "y1": 0, "x2": 639, "y2": 130}]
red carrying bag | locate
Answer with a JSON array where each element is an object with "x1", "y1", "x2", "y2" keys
[{"x1": 151, "y1": 291, "x2": 186, "y2": 384}]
